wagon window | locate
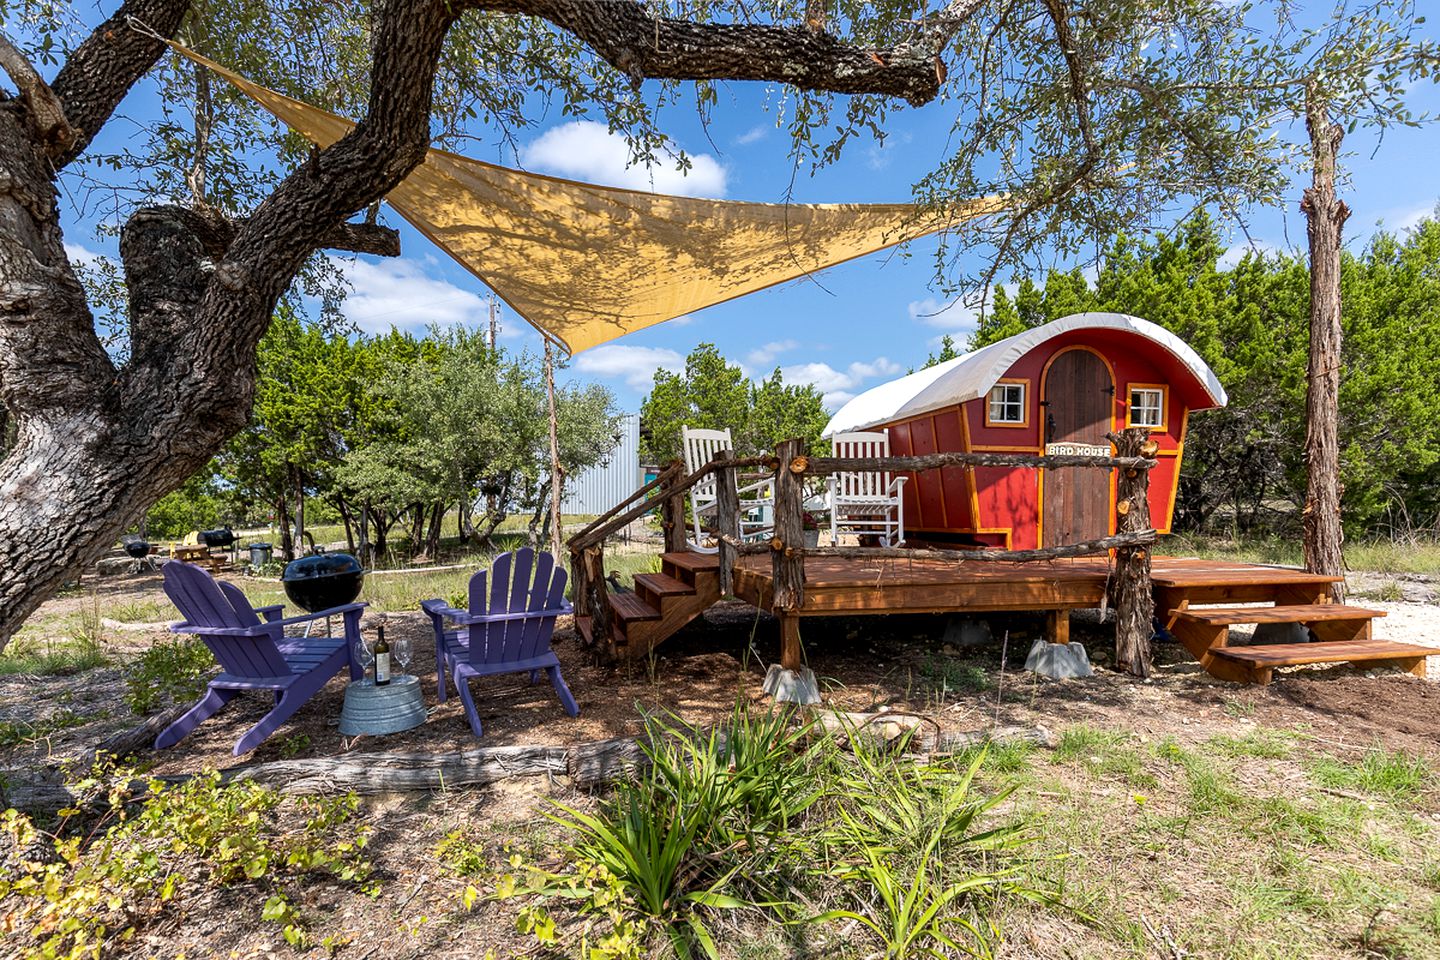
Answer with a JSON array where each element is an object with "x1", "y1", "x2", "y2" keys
[
  {"x1": 1129, "y1": 386, "x2": 1165, "y2": 429},
  {"x1": 987, "y1": 382, "x2": 1026, "y2": 425}
]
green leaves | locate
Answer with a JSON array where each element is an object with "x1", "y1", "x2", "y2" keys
[{"x1": 640, "y1": 343, "x2": 830, "y2": 464}]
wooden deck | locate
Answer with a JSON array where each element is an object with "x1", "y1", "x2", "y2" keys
[
  {"x1": 728, "y1": 554, "x2": 1337, "y2": 617},
  {"x1": 579, "y1": 551, "x2": 1431, "y2": 686}
]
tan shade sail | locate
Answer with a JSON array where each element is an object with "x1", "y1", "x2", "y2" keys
[{"x1": 176, "y1": 46, "x2": 1003, "y2": 354}]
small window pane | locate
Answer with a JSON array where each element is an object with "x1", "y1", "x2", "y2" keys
[
  {"x1": 1130, "y1": 388, "x2": 1164, "y2": 427},
  {"x1": 988, "y1": 383, "x2": 1025, "y2": 423}
]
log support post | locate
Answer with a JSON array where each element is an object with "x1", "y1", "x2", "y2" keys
[
  {"x1": 580, "y1": 544, "x2": 613, "y2": 652},
  {"x1": 763, "y1": 438, "x2": 818, "y2": 704},
  {"x1": 1110, "y1": 428, "x2": 1158, "y2": 677},
  {"x1": 1045, "y1": 609, "x2": 1071, "y2": 645},
  {"x1": 715, "y1": 448, "x2": 740, "y2": 596},
  {"x1": 660, "y1": 460, "x2": 687, "y2": 554}
]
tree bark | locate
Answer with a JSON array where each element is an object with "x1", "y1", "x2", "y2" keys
[
  {"x1": 771, "y1": 439, "x2": 807, "y2": 614},
  {"x1": 0, "y1": 0, "x2": 972, "y2": 649},
  {"x1": 1109, "y1": 428, "x2": 1156, "y2": 677},
  {"x1": 1299, "y1": 85, "x2": 1349, "y2": 603}
]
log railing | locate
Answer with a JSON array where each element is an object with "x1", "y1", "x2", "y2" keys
[
  {"x1": 569, "y1": 430, "x2": 1161, "y2": 675},
  {"x1": 567, "y1": 453, "x2": 771, "y2": 647},
  {"x1": 736, "y1": 430, "x2": 1161, "y2": 674}
]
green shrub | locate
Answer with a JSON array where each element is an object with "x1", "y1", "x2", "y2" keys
[
  {"x1": 123, "y1": 637, "x2": 217, "y2": 715},
  {"x1": 0, "y1": 772, "x2": 374, "y2": 959},
  {"x1": 497, "y1": 703, "x2": 1048, "y2": 959}
]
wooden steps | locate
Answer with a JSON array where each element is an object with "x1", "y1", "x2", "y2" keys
[
  {"x1": 1214, "y1": 639, "x2": 1429, "y2": 668},
  {"x1": 1174, "y1": 604, "x2": 1386, "y2": 626},
  {"x1": 1167, "y1": 597, "x2": 1429, "y2": 685},
  {"x1": 580, "y1": 552, "x2": 724, "y2": 659}
]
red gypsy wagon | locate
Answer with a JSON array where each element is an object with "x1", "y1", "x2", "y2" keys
[{"x1": 823, "y1": 312, "x2": 1227, "y2": 550}]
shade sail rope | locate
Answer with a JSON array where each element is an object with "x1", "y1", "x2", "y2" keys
[{"x1": 169, "y1": 43, "x2": 1006, "y2": 354}]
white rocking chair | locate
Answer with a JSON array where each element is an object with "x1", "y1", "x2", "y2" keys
[
  {"x1": 826, "y1": 431, "x2": 906, "y2": 546},
  {"x1": 681, "y1": 426, "x2": 774, "y2": 553}
]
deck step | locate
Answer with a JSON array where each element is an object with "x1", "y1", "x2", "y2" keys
[
  {"x1": 608, "y1": 590, "x2": 661, "y2": 623},
  {"x1": 1174, "y1": 604, "x2": 1386, "y2": 626},
  {"x1": 661, "y1": 551, "x2": 720, "y2": 573},
  {"x1": 1214, "y1": 639, "x2": 1431, "y2": 668},
  {"x1": 633, "y1": 572, "x2": 696, "y2": 604}
]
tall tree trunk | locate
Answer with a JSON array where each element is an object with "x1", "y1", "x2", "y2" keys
[
  {"x1": 277, "y1": 493, "x2": 294, "y2": 561},
  {"x1": 366, "y1": 504, "x2": 388, "y2": 560},
  {"x1": 293, "y1": 469, "x2": 306, "y2": 551},
  {"x1": 545, "y1": 339, "x2": 564, "y2": 558},
  {"x1": 336, "y1": 496, "x2": 355, "y2": 553},
  {"x1": 527, "y1": 479, "x2": 551, "y2": 548},
  {"x1": 357, "y1": 498, "x2": 371, "y2": 566},
  {"x1": 1299, "y1": 85, "x2": 1349, "y2": 603},
  {"x1": 425, "y1": 500, "x2": 445, "y2": 557}
]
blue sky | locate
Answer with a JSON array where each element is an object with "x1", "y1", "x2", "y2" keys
[{"x1": 51, "y1": 4, "x2": 1440, "y2": 414}]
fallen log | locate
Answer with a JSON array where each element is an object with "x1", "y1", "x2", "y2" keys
[
  {"x1": 225, "y1": 744, "x2": 571, "y2": 794},
  {"x1": 71, "y1": 703, "x2": 190, "y2": 770},
  {"x1": 4, "y1": 716, "x2": 1055, "y2": 812}
]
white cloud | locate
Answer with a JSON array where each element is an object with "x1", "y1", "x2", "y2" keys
[
  {"x1": 735, "y1": 125, "x2": 769, "y2": 146},
  {"x1": 64, "y1": 242, "x2": 106, "y2": 270},
  {"x1": 779, "y1": 357, "x2": 901, "y2": 409},
  {"x1": 1217, "y1": 240, "x2": 1282, "y2": 270},
  {"x1": 336, "y1": 257, "x2": 501, "y2": 335},
  {"x1": 907, "y1": 296, "x2": 981, "y2": 334},
  {"x1": 745, "y1": 339, "x2": 799, "y2": 368},
  {"x1": 1391, "y1": 202, "x2": 1437, "y2": 234},
  {"x1": 521, "y1": 120, "x2": 728, "y2": 198},
  {"x1": 574, "y1": 344, "x2": 684, "y2": 390}
]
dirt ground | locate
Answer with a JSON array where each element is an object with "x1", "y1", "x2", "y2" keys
[
  {"x1": 5, "y1": 569, "x2": 1440, "y2": 775},
  {"x1": 3, "y1": 568, "x2": 1439, "y2": 960}
]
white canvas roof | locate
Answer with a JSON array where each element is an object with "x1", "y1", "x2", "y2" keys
[{"x1": 824, "y1": 312, "x2": 1227, "y2": 437}]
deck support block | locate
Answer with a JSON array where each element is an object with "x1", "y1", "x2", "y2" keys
[
  {"x1": 1024, "y1": 638, "x2": 1093, "y2": 679},
  {"x1": 763, "y1": 664, "x2": 820, "y2": 705}
]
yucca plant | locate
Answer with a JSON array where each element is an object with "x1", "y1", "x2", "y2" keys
[
  {"x1": 815, "y1": 747, "x2": 1046, "y2": 959},
  {"x1": 543, "y1": 700, "x2": 828, "y2": 957}
]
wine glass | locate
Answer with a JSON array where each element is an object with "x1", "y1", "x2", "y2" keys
[
  {"x1": 391, "y1": 635, "x2": 412, "y2": 677},
  {"x1": 353, "y1": 632, "x2": 375, "y2": 676}
]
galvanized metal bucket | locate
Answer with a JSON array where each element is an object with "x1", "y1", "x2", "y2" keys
[{"x1": 339, "y1": 674, "x2": 427, "y2": 736}]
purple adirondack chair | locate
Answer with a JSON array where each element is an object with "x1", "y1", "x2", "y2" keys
[
  {"x1": 156, "y1": 560, "x2": 364, "y2": 756},
  {"x1": 420, "y1": 548, "x2": 578, "y2": 737}
]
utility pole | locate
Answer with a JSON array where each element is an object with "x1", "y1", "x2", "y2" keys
[{"x1": 488, "y1": 295, "x2": 498, "y2": 350}]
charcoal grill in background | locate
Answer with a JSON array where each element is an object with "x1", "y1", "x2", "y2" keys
[
  {"x1": 199, "y1": 527, "x2": 241, "y2": 564},
  {"x1": 122, "y1": 538, "x2": 157, "y2": 572}
]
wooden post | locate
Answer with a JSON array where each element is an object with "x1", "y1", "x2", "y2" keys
[
  {"x1": 580, "y1": 544, "x2": 612, "y2": 649},
  {"x1": 569, "y1": 549, "x2": 589, "y2": 618},
  {"x1": 544, "y1": 339, "x2": 564, "y2": 561},
  {"x1": 715, "y1": 448, "x2": 740, "y2": 596},
  {"x1": 1300, "y1": 84, "x2": 1348, "y2": 604},
  {"x1": 660, "y1": 464, "x2": 687, "y2": 554},
  {"x1": 771, "y1": 438, "x2": 807, "y2": 629},
  {"x1": 779, "y1": 615, "x2": 803, "y2": 672},
  {"x1": 1111, "y1": 428, "x2": 1157, "y2": 677}
]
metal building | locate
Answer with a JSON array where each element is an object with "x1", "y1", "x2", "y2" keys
[{"x1": 559, "y1": 414, "x2": 642, "y2": 515}]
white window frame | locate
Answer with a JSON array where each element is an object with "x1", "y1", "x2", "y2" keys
[
  {"x1": 986, "y1": 381, "x2": 1027, "y2": 427},
  {"x1": 1128, "y1": 386, "x2": 1166, "y2": 429}
]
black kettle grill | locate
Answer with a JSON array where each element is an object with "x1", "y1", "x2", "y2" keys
[{"x1": 281, "y1": 548, "x2": 365, "y2": 612}]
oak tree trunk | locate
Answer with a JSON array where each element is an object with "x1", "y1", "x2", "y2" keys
[
  {"x1": 1299, "y1": 87, "x2": 1349, "y2": 603},
  {"x1": 0, "y1": 0, "x2": 963, "y2": 650}
]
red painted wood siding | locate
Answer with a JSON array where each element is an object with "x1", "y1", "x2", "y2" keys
[{"x1": 879, "y1": 327, "x2": 1212, "y2": 545}]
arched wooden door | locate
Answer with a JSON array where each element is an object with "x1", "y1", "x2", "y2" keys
[{"x1": 1041, "y1": 349, "x2": 1113, "y2": 547}]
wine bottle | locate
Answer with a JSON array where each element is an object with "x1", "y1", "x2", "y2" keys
[{"x1": 373, "y1": 625, "x2": 391, "y2": 686}]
